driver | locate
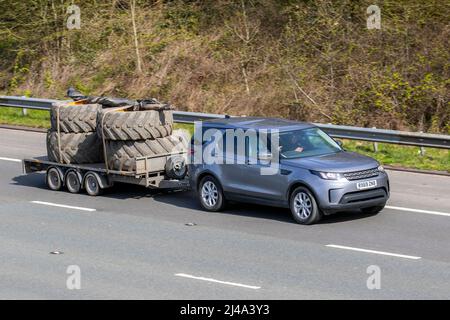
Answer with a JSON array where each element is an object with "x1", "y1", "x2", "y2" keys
[{"x1": 280, "y1": 133, "x2": 304, "y2": 153}]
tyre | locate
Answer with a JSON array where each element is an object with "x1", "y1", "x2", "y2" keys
[
  {"x1": 105, "y1": 136, "x2": 186, "y2": 171},
  {"x1": 361, "y1": 205, "x2": 385, "y2": 214},
  {"x1": 51, "y1": 103, "x2": 101, "y2": 133},
  {"x1": 289, "y1": 186, "x2": 322, "y2": 225},
  {"x1": 46, "y1": 167, "x2": 62, "y2": 191},
  {"x1": 97, "y1": 108, "x2": 173, "y2": 141},
  {"x1": 198, "y1": 175, "x2": 226, "y2": 211},
  {"x1": 171, "y1": 129, "x2": 191, "y2": 148},
  {"x1": 46, "y1": 130, "x2": 104, "y2": 164},
  {"x1": 165, "y1": 155, "x2": 187, "y2": 179},
  {"x1": 65, "y1": 170, "x2": 81, "y2": 193},
  {"x1": 84, "y1": 172, "x2": 102, "y2": 196}
]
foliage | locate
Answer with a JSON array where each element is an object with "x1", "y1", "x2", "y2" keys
[{"x1": 0, "y1": 0, "x2": 448, "y2": 133}]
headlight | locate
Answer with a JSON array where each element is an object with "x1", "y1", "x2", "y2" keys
[
  {"x1": 378, "y1": 165, "x2": 385, "y2": 172},
  {"x1": 311, "y1": 171, "x2": 345, "y2": 180}
]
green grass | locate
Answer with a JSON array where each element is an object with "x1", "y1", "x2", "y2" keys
[
  {"x1": 173, "y1": 123, "x2": 194, "y2": 135},
  {"x1": 0, "y1": 107, "x2": 50, "y2": 129},
  {"x1": 0, "y1": 110, "x2": 447, "y2": 172},
  {"x1": 341, "y1": 139, "x2": 449, "y2": 173}
]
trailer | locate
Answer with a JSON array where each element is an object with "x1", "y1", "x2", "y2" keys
[{"x1": 23, "y1": 151, "x2": 190, "y2": 196}]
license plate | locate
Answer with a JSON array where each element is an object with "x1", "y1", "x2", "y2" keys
[{"x1": 356, "y1": 180, "x2": 377, "y2": 190}]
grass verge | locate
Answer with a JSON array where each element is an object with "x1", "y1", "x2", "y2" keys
[
  {"x1": 0, "y1": 109, "x2": 447, "y2": 172},
  {"x1": 0, "y1": 107, "x2": 50, "y2": 129},
  {"x1": 341, "y1": 139, "x2": 449, "y2": 173}
]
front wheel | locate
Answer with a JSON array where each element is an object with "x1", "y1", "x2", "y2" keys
[
  {"x1": 198, "y1": 176, "x2": 226, "y2": 212},
  {"x1": 290, "y1": 186, "x2": 322, "y2": 225}
]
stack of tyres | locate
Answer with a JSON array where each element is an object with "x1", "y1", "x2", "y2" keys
[
  {"x1": 47, "y1": 103, "x2": 104, "y2": 164},
  {"x1": 97, "y1": 107, "x2": 189, "y2": 176}
]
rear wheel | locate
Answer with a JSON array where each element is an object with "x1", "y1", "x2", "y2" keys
[
  {"x1": 65, "y1": 170, "x2": 81, "y2": 193},
  {"x1": 361, "y1": 205, "x2": 385, "y2": 215},
  {"x1": 84, "y1": 172, "x2": 102, "y2": 196},
  {"x1": 198, "y1": 176, "x2": 226, "y2": 212},
  {"x1": 290, "y1": 186, "x2": 322, "y2": 225},
  {"x1": 46, "y1": 167, "x2": 62, "y2": 191}
]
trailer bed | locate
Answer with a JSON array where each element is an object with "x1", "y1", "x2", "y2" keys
[{"x1": 23, "y1": 152, "x2": 190, "y2": 190}]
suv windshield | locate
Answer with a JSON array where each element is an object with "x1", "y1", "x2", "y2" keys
[{"x1": 278, "y1": 127, "x2": 341, "y2": 159}]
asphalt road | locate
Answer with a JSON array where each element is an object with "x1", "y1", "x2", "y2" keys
[{"x1": 0, "y1": 128, "x2": 449, "y2": 299}]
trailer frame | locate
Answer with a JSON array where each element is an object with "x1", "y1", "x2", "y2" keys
[{"x1": 23, "y1": 150, "x2": 190, "y2": 195}]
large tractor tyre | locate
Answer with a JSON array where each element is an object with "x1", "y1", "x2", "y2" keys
[
  {"x1": 105, "y1": 136, "x2": 186, "y2": 171},
  {"x1": 97, "y1": 108, "x2": 173, "y2": 141},
  {"x1": 46, "y1": 131, "x2": 104, "y2": 164},
  {"x1": 171, "y1": 129, "x2": 191, "y2": 149},
  {"x1": 51, "y1": 103, "x2": 101, "y2": 133}
]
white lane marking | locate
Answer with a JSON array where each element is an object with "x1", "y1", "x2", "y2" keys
[
  {"x1": 175, "y1": 273, "x2": 261, "y2": 290},
  {"x1": 386, "y1": 205, "x2": 450, "y2": 217},
  {"x1": 326, "y1": 244, "x2": 421, "y2": 260},
  {"x1": 0, "y1": 157, "x2": 21, "y2": 163},
  {"x1": 31, "y1": 201, "x2": 96, "y2": 212}
]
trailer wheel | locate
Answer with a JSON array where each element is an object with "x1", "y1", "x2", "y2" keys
[
  {"x1": 84, "y1": 172, "x2": 102, "y2": 196},
  {"x1": 65, "y1": 170, "x2": 81, "y2": 193},
  {"x1": 46, "y1": 167, "x2": 62, "y2": 191}
]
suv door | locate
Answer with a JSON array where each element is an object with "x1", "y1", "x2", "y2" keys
[
  {"x1": 219, "y1": 133, "x2": 248, "y2": 194},
  {"x1": 234, "y1": 132, "x2": 289, "y2": 202}
]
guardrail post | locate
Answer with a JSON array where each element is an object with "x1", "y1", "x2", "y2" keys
[
  {"x1": 419, "y1": 131, "x2": 425, "y2": 156},
  {"x1": 22, "y1": 108, "x2": 27, "y2": 116},
  {"x1": 372, "y1": 127, "x2": 378, "y2": 153}
]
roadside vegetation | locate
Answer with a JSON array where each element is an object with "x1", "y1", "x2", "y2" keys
[
  {"x1": 0, "y1": 107, "x2": 49, "y2": 128},
  {"x1": 0, "y1": 0, "x2": 448, "y2": 134},
  {"x1": 341, "y1": 140, "x2": 449, "y2": 173}
]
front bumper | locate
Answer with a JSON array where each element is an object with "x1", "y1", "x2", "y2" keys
[{"x1": 317, "y1": 172, "x2": 390, "y2": 215}]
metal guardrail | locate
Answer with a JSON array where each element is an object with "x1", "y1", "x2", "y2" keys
[
  {"x1": 0, "y1": 96, "x2": 64, "y2": 110},
  {"x1": 1, "y1": 95, "x2": 449, "y2": 149}
]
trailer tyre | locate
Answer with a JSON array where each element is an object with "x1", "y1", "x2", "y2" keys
[
  {"x1": 46, "y1": 167, "x2": 63, "y2": 191},
  {"x1": 84, "y1": 172, "x2": 102, "y2": 196},
  {"x1": 51, "y1": 103, "x2": 101, "y2": 133},
  {"x1": 65, "y1": 170, "x2": 81, "y2": 193},
  {"x1": 106, "y1": 136, "x2": 185, "y2": 171},
  {"x1": 98, "y1": 108, "x2": 173, "y2": 141},
  {"x1": 47, "y1": 131, "x2": 103, "y2": 164},
  {"x1": 165, "y1": 155, "x2": 187, "y2": 179}
]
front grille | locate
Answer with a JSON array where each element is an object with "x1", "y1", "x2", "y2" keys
[{"x1": 343, "y1": 167, "x2": 379, "y2": 181}]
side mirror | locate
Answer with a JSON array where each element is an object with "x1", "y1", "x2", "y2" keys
[
  {"x1": 258, "y1": 152, "x2": 273, "y2": 161},
  {"x1": 335, "y1": 139, "x2": 343, "y2": 148}
]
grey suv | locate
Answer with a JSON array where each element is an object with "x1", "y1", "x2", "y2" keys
[{"x1": 188, "y1": 117, "x2": 389, "y2": 224}]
